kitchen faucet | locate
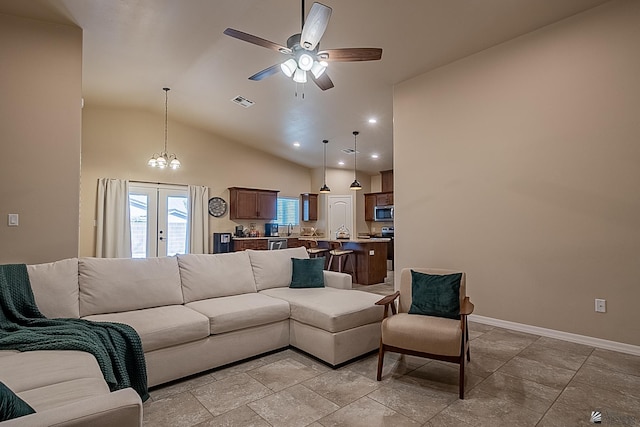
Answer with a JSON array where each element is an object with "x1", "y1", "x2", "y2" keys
[{"x1": 287, "y1": 223, "x2": 293, "y2": 236}]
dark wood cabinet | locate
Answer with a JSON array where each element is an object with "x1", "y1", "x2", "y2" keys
[
  {"x1": 233, "y1": 239, "x2": 268, "y2": 251},
  {"x1": 229, "y1": 187, "x2": 278, "y2": 220},
  {"x1": 300, "y1": 193, "x2": 318, "y2": 222},
  {"x1": 364, "y1": 191, "x2": 393, "y2": 221},
  {"x1": 381, "y1": 170, "x2": 394, "y2": 193},
  {"x1": 364, "y1": 194, "x2": 376, "y2": 221},
  {"x1": 287, "y1": 238, "x2": 307, "y2": 248}
]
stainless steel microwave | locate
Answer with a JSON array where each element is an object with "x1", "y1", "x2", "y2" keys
[{"x1": 374, "y1": 205, "x2": 394, "y2": 222}]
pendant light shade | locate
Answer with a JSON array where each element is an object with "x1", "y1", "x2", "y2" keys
[
  {"x1": 320, "y1": 139, "x2": 331, "y2": 193},
  {"x1": 350, "y1": 131, "x2": 362, "y2": 190},
  {"x1": 148, "y1": 87, "x2": 181, "y2": 170}
]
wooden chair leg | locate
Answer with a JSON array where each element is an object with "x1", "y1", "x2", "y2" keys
[
  {"x1": 376, "y1": 342, "x2": 385, "y2": 381},
  {"x1": 459, "y1": 355, "x2": 465, "y2": 399},
  {"x1": 465, "y1": 318, "x2": 471, "y2": 362},
  {"x1": 348, "y1": 254, "x2": 357, "y2": 284}
]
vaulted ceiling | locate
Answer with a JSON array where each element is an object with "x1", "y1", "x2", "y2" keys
[{"x1": 0, "y1": 0, "x2": 609, "y2": 174}]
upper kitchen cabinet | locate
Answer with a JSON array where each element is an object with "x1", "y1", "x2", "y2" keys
[
  {"x1": 380, "y1": 170, "x2": 394, "y2": 193},
  {"x1": 300, "y1": 193, "x2": 318, "y2": 222},
  {"x1": 364, "y1": 191, "x2": 394, "y2": 221},
  {"x1": 229, "y1": 187, "x2": 278, "y2": 220}
]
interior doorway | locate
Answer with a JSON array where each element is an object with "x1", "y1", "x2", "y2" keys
[{"x1": 327, "y1": 195, "x2": 354, "y2": 240}]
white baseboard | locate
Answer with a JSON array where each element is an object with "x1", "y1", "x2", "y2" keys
[{"x1": 469, "y1": 314, "x2": 640, "y2": 357}]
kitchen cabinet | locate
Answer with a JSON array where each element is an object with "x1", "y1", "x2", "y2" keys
[
  {"x1": 228, "y1": 187, "x2": 278, "y2": 220},
  {"x1": 300, "y1": 193, "x2": 318, "y2": 221},
  {"x1": 364, "y1": 191, "x2": 393, "y2": 221},
  {"x1": 381, "y1": 170, "x2": 394, "y2": 193},
  {"x1": 233, "y1": 239, "x2": 268, "y2": 251},
  {"x1": 287, "y1": 238, "x2": 307, "y2": 248}
]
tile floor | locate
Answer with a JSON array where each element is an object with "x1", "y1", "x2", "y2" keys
[{"x1": 143, "y1": 281, "x2": 640, "y2": 426}]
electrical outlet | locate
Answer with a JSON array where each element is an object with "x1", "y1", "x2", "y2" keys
[{"x1": 595, "y1": 299, "x2": 606, "y2": 313}]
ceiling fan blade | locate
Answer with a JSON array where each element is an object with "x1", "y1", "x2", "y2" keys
[
  {"x1": 311, "y1": 72, "x2": 334, "y2": 91},
  {"x1": 224, "y1": 28, "x2": 292, "y2": 54},
  {"x1": 249, "y1": 64, "x2": 282, "y2": 81},
  {"x1": 300, "y1": 2, "x2": 332, "y2": 51},
  {"x1": 318, "y1": 48, "x2": 383, "y2": 62}
]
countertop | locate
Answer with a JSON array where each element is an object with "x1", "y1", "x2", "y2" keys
[{"x1": 232, "y1": 236, "x2": 390, "y2": 243}]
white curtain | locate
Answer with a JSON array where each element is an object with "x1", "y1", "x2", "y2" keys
[
  {"x1": 96, "y1": 178, "x2": 132, "y2": 258},
  {"x1": 188, "y1": 185, "x2": 209, "y2": 254}
]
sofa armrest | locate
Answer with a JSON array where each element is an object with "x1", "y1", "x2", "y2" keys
[
  {"x1": 1, "y1": 388, "x2": 142, "y2": 427},
  {"x1": 323, "y1": 270, "x2": 352, "y2": 289}
]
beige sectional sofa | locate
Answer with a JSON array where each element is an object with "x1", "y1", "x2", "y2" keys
[{"x1": 0, "y1": 247, "x2": 384, "y2": 426}]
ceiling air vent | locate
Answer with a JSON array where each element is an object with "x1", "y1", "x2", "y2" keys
[
  {"x1": 341, "y1": 148, "x2": 359, "y2": 154},
  {"x1": 231, "y1": 95, "x2": 255, "y2": 108}
]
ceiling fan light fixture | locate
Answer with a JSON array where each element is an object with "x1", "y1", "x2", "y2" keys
[
  {"x1": 298, "y1": 53, "x2": 314, "y2": 71},
  {"x1": 293, "y1": 68, "x2": 307, "y2": 83},
  {"x1": 311, "y1": 61, "x2": 327, "y2": 79},
  {"x1": 281, "y1": 58, "x2": 297, "y2": 77}
]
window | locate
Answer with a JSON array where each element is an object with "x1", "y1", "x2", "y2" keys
[{"x1": 276, "y1": 197, "x2": 300, "y2": 226}]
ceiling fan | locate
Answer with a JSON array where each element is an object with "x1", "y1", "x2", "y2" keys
[{"x1": 223, "y1": 0, "x2": 382, "y2": 91}]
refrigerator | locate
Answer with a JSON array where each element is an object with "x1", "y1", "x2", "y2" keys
[{"x1": 212, "y1": 233, "x2": 232, "y2": 253}]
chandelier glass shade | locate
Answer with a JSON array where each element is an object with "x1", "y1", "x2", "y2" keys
[
  {"x1": 148, "y1": 87, "x2": 181, "y2": 170},
  {"x1": 350, "y1": 131, "x2": 362, "y2": 190},
  {"x1": 320, "y1": 139, "x2": 331, "y2": 193}
]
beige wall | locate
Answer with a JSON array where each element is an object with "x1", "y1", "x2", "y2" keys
[
  {"x1": 394, "y1": 0, "x2": 640, "y2": 345},
  {"x1": 0, "y1": 14, "x2": 82, "y2": 264},
  {"x1": 80, "y1": 106, "x2": 312, "y2": 256}
]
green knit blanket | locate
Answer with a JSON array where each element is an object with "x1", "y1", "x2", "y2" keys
[{"x1": 0, "y1": 264, "x2": 149, "y2": 402}]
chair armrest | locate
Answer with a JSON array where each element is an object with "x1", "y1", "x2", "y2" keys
[
  {"x1": 323, "y1": 270, "x2": 352, "y2": 289},
  {"x1": 460, "y1": 297, "x2": 474, "y2": 316},
  {"x1": 1, "y1": 388, "x2": 142, "y2": 427},
  {"x1": 375, "y1": 291, "x2": 400, "y2": 318}
]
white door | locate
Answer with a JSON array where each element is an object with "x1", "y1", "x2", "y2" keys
[
  {"x1": 327, "y1": 195, "x2": 353, "y2": 239},
  {"x1": 130, "y1": 184, "x2": 188, "y2": 257}
]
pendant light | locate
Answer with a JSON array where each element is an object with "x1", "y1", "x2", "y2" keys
[
  {"x1": 148, "y1": 88, "x2": 181, "y2": 170},
  {"x1": 319, "y1": 139, "x2": 331, "y2": 193},
  {"x1": 350, "y1": 131, "x2": 362, "y2": 190}
]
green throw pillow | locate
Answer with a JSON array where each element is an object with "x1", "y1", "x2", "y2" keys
[
  {"x1": 0, "y1": 382, "x2": 35, "y2": 421},
  {"x1": 408, "y1": 270, "x2": 462, "y2": 319},
  {"x1": 290, "y1": 257, "x2": 325, "y2": 288}
]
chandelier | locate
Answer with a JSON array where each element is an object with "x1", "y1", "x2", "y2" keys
[{"x1": 148, "y1": 87, "x2": 181, "y2": 170}]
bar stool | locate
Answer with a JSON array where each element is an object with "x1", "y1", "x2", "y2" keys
[
  {"x1": 328, "y1": 241, "x2": 357, "y2": 283},
  {"x1": 306, "y1": 240, "x2": 329, "y2": 268}
]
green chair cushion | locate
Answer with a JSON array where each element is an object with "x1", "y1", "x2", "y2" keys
[{"x1": 408, "y1": 270, "x2": 462, "y2": 319}]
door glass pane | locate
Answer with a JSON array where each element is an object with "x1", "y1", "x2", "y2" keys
[
  {"x1": 130, "y1": 194, "x2": 148, "y2": 258},
  {"x1": 166, "y1": 195, "x2": 188, "y2": 256}
]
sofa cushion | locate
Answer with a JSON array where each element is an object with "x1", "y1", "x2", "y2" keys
[
  {"x1": 177, "y1": 252, "x2": 257, "y2": 303},
  {"x1": 186, "y1": 293, "x2": 290, "y2": 334},
  {"x1": 248, "y1": 247, "x2": 309, "y2": 291},
  {"x1": 83, "y1": 305, "x2": 210, "y2": 352},
  {"x1": 0, "y1": 351, "x2": 104, "y2": 394},
  {"x1": 260, "y1": 287, "x2": 384, "y2": 333},
  {"x1": 27, "y1": 258, "x2": 79, "y2": 319},
  {"x1": 0, "y1": 382, "x2": 35, "y2": 421},
  {"x1": 78, "y1": 257, "x2": 183, "y2": 317},
  {"x1": 290, "y1": 257, "x2": 325, "y2": 288},
  {"x1": 17, "y1": 378, "x2": 109, "y2": 412}
]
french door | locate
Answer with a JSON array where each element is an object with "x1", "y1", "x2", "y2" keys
[{"x1": 129, "y1": 184, "x2": 189, "y2": 258}]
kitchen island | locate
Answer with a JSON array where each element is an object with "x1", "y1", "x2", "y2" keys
[
  {"x1": 230, "y1": 236, "x2": 390, "y2": 285},
  {"x1": 299, "y1": 237, "x2": 390, "y2": 286}
]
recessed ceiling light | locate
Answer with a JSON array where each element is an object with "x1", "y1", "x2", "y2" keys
[
  {"x1": 293, "y1": 142, "x2": 301, "y2": 147},
  {"x1": 338, "y1": 161, "x2": 345, "y2": 166},
  {"x1": 368, "y1": 118, "x2": 377, "y2": 124},
  {"x1": 371, "y1": 154, "x2": 379, "y2": 159}
]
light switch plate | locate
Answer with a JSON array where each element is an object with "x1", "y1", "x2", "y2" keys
[{"x1": 8, "y1": 214, "x2": 19, "y2": 227}]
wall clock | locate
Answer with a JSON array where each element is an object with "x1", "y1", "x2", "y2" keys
[{"x1": 208, "y1": 197, "x2": 227, "y2": 217}]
